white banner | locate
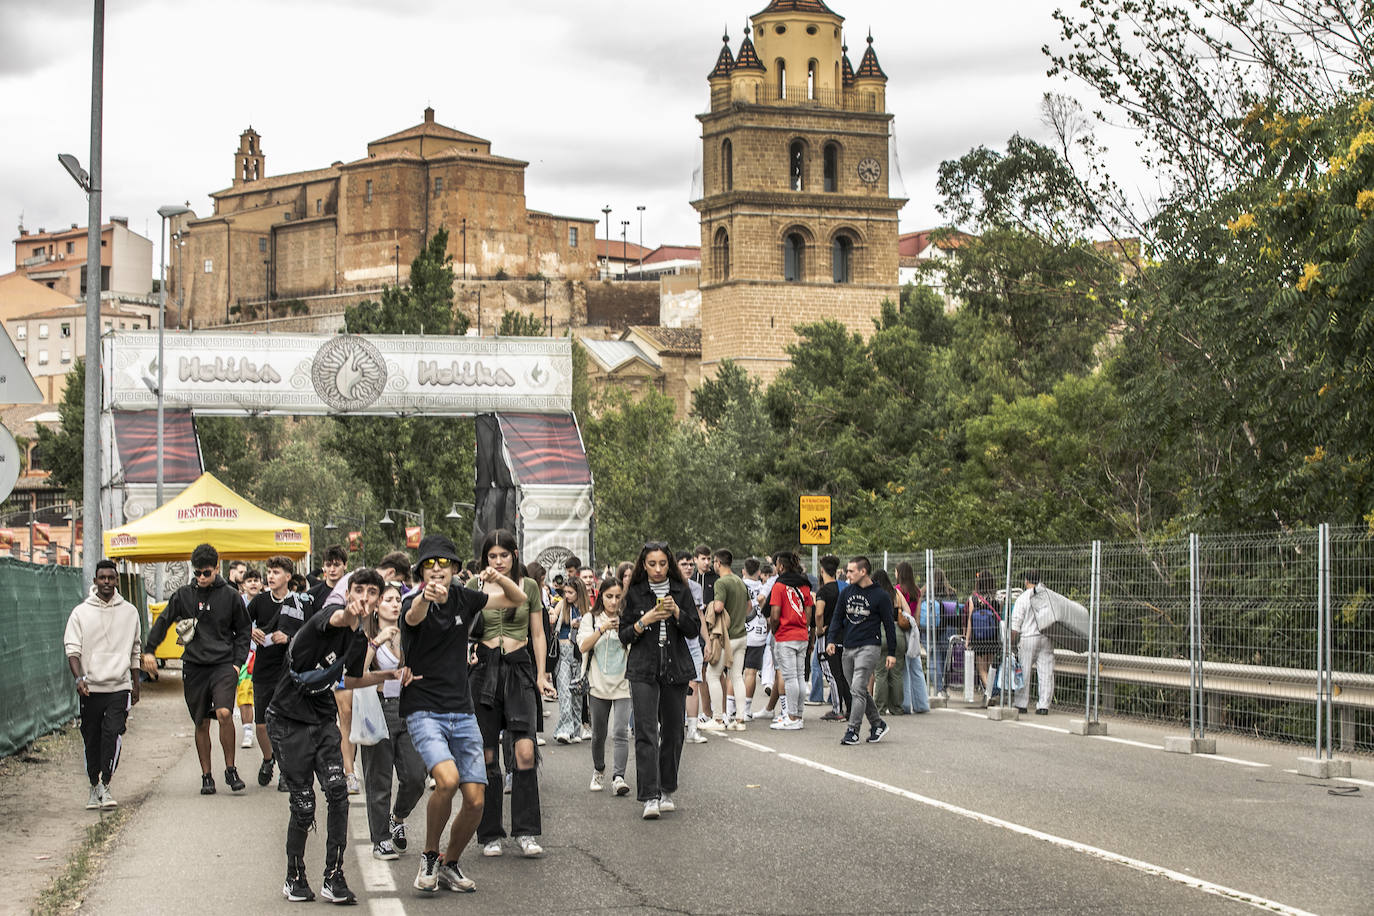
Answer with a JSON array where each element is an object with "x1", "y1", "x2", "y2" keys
[{"x1": 106, "y1": 331, "x2": 572, "y2": 416}]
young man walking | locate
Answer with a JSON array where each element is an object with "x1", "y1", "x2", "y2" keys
[
  {"x1": 705, "y1": 549, "x2": 750, "y2": 729},
  {"x1": 267, "y1": 567, "x2": 397, "y2": 904},
  {"x1": 65, "y1": 559, "x2": 141, "y2": 809},
  {"x1": 248, "y1": 556, "x2": 315, "y2": 789},
  {"x1": 144, "y1": 543, "x2": 251, "y2": 794},
  {"x1": 825, "y1": 556, "x2": 897, "y2": 746},
  {"x1": 402, "y1": 534, "x2": 528, "y2": 896}
]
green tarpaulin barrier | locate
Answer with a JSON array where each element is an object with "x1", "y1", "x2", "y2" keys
[{"x1": 0, "y1": 558, "x2": 86, "y2": 758}]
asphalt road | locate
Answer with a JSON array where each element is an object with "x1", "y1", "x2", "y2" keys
[{"x1": 80, "y1": 701, "x2": 1372, "y2": 915}]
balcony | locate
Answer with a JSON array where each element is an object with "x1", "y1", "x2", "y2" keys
[
  {"x1": 712, "y1": 83, "x2": 880, "y2": 114},
  {"x1": 20, "y1": 252, "x2": 52, "y2": 268}
]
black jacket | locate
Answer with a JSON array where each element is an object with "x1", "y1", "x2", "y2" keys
[
  {"x1": 146, "y1": 575, "x2": 251, "y2": 667},
  {"x1": 619, "y1": 577, "x2": 700, "y2": 686}
]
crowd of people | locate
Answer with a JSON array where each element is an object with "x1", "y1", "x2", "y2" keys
[{"x1": 62, "y1": 534, "x2": 1057, "y2": 904}]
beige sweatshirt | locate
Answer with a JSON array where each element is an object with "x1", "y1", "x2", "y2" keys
[{"x1": 63, "y1": 585, "x2": 142, "y2": 693}]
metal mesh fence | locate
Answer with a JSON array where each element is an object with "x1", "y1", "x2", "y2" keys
[
  {"x1": 0, "y1": 558, "x2": 84, "y2": 758},
  {"x1": 855, "y1": 525, "x2": 1374, "y2": 753}
]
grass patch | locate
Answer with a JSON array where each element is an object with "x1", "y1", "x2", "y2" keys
[{"x1": 30, "y1": 807, "x2": 131, "y2": 916}]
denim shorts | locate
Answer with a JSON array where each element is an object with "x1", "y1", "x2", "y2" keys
[
  {"x1": 405, "y1": 711, "x2": 487, "y2": 785},
  {"x1": 688, "y1": 638, "x2": 704, "y2": 678}
]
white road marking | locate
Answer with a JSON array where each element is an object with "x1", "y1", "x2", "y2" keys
[
  {"x1": 353, "y1": 822, "x2": 372, "y2": 841},
  {"x1": 1089, "y1": 735, "x2": 1165, "y2": 750},
  {"x1": 356, "y1": 843, "x2": 396, "y2": 892},
  {"x1": 728, "y1": 737, "x2": 776, "y2": 754},
  {"x1": 1197, "y1": 754, "x2": 1270, "y2": 769},
  {"x1": 733, "y1": 742, "x2": 1314, "y2": 915},
  {"x1": 1016, "y1": 721, "x2": 1072, "y2": 734},
  {"x1": 370, "y1": 899, "x2": 407, "y2": 916}
]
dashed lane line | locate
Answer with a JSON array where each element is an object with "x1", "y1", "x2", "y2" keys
[
  {"x1": 356, "y1": 843, "x2": 397, "y2": 892},
  {"x1": 729, "y1": 737, "x2": 1315, "y2": 916},
  {"x1": 1089, "y1": 735, "x2": 1166, "y2": 750},
  {"x1": 369, "y1": 899, "x2": 406, "y2": 916},
  {"x1": 1197, "y1": 754, "x2": 1270, "y2": 769},
  {"x1": 1015, "y1": 721, "x2": 1072, "y2": 735}
]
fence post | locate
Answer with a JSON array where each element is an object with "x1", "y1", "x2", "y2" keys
[
  {"x1": 1298, "y1": 523, "x2": 1349, "y2": 775},
  {"x1": 924, "y1": 549, "x2": 943, "y2": 706},
  {"x1": 989, "y1": 539, "x2": 1017, "y2": 720},
  {"x1": 1165, "y1": 533, "x2": 1214, "y2": 753},
  {"x1": 1071, "y1": 540, "x2": 1108, "y2": 735}
]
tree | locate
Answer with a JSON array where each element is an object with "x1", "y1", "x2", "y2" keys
[
  {"x1": 327, "y1": 229, "x2": 477, "y2": 551},
  {"x1": 498, "y1": 310, "x2": 544, "y2": 337},
  {"x1": 33, "y1": 359, "x2": 84, "y2": 492}
]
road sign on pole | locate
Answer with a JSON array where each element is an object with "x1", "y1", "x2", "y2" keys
[{"x1": 799, "y1": 495, "x2": 831, "y2": 546}]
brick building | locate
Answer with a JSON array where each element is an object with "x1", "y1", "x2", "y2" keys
[
  {"x1": 11, "y1": 219, "x2": 153, "y2": 300},
  {"x1": 171, "y1": 109, "x2": 600, "y2": 327},
  {"x1": 692, "y1": 0, "x2": 904, "y2": 379}
]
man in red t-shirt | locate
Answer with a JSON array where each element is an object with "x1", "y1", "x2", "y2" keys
[{"x1": 767, "y1": 551, "x2": 814, "y2": 730}]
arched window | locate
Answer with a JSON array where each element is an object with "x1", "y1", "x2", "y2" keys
[
  {"x1": 824, "y1": 143, "x2": 839, "y2": 192},
  {"x1": 789, "y1": 141, "x2": 805, "y2": 191},
  {"x1": 713, "y1": 227, "x2": 730, "y2": 281},
  {"x1": 722, "y1": 139, "x2": 733, "y2": 192},
  {"x1": 776, "y1": 59, "x2": 787, "y2": 97},
  {"x1": 808, "y1": 59, "x2": 819, "y2": 99},
  {"x1": 832, "y1": 235, "x2": 854, "y2": 283},
  {"x1": 784, "y1": 233, "x2": 805, "y2": 282}
]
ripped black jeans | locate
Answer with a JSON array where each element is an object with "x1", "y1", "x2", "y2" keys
[{"x1": 266, "y1": 712, "x2": 349, "y2": 869}]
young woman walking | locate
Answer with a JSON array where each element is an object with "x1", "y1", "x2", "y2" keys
[
  {"x1": 579, "y1": 576, "x2": 632, "y2": 796},
  {"x1": 619, "y1": 542, "x2": 700, "y2": 820},
  {"x1": 468, "y1": 529, "x2": 556, "y2": 858},
  {"x1": 552, "y1": 577, "x2": 589, "y2": 744},
  {"x1": 360, "y1": 583, "x2": 426, "y2": 860}
]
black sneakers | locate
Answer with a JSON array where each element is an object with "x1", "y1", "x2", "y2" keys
[
  {"x1": 320, "y1": 868, "x2": 356, "y2": 905},
  {"x1": 389, "y1": 814, "x2": 408, "y2": 852},
  {"x1": 225, "y1": 766, "x2": 246, "y2": 793},
  {"x1": 283, "y1": 863, "x2": 314, "y2": 902},
  {"x1": 840, "y1": 728, "x2": 860, "y2": 745},
  {"x1": 1035, "y1": 708, "x2": 1049, "y2": 716},
  {"x1": 867, "y1": 720, "x2": 889, "y2": 743},
  {"x1": 200, "y1": 773, "x2": 216, "y2": 795},
  {"x1": 258, "y1": 758, "x2": 276, "y2": 787}
]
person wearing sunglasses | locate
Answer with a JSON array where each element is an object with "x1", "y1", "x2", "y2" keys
[
  {"x1": 619, "y1": 541, "x2": 700, "y2": 820},
  {"x1": 143, "y1": 542, "x2": 252, "y2": 796},
  {"x1": 401, "y1": 534, "x2": 529, "y2": 895}
]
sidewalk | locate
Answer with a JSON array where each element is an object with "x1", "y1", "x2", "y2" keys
[{"x1": 3, "y1": 668, "x2": 207, "y2": 913}]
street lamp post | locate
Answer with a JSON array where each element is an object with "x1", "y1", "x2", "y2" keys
[
  {"x1": 155, "y1": 204, "x2": 192, "y2": 608},
  {"x1": 636, "y1": 205, "x2": 646, "y2": 275},
  {"x1": 262, "y1": 259, "x2": 270, "y2": 319},
  {"x1": 394, "y1": 244, "x2": 400, "y2": 285},
  {"x1": 54, "y1": 0, "x2": 104, "y2": 583},
  {"x1": 542, "y1": 277, "x2": 550, "y2": 335},
  {"x1": 378, "y1": 507, "x2": 425, "y2": 548},
  {"x1": 621, "y1": 221, "x2": 630, "y2": 280},
  {"x1": 601, "y1": 206, "x2": 612, "y2": 279},
  {"x1": 461, "y1": 218, "x2": 467, "y2": 280}
]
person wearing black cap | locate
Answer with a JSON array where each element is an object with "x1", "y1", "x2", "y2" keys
[{"x1": 402, "y1": 533, "x2": 528, "y2": 895}]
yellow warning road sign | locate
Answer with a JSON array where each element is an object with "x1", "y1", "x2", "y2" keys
[{"x1": 799, "y1": 495, "x2": 831, "y2": 545}]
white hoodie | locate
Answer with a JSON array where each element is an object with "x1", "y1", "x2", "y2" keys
[{"x1": 63, "y1": 585, "x2": 142, "y2": 693}]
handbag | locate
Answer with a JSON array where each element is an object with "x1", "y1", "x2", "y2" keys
[
  {"x1": 350, "y1": 686, "x2": 389, "y2": 747},
  {"x1": 174, "y1": 617, "x2": 197, "y2": 646}
]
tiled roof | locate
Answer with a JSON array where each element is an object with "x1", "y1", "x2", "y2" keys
[
  {"x1": 596, "y1": 239, "x2": 654, "y2": 261},
  {"x1": 734, "y1": 33, "x2": 766, "y2": 72},
  {"x1": 642, "y1": 245, "x2": 701, "y2": 264},
  {"x1": 627, "y1": 325, "x2": 701, "y2": 357},
  {"x1": 370, "y1": 121, "x2": 490, "y2": 148},
  {"x1": 210, "y1": 165, "x2": 340, "y2": 198},
  {"x1": 899, "y1": 229, "x2": 974, "y2": 258},
  {"x1": 855, "y1": 36, "x2": 887, "y2": 80},
  {"x1": 755, "y1": 0, "x2": 840, "y2": 17},
  {"x1": 709, "y1": 34, "x2": 735, "y2": 79},
  {"x1": 841, "y1": 47, "x2": 855, "y2": 86},
  {"x1": 12, "y1": 303, "x2": 149, "y2": 321}
]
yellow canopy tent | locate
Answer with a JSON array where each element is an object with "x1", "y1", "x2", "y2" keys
[
  {"x1": 103, "y1": 472, "x2": 311, "y2": 563},
  {"x1": 104, "y1": 473, "x2": 311, "y2": 659}
]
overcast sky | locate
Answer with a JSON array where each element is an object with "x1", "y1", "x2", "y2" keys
[{"x1": 0, "y1": 0, "x2": 1122, "y2": 278}]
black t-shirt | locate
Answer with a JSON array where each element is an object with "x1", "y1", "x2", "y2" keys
[
  {"x1": 247, "y1": 590, "x2": 314, "y2": 682},
  {"x1": 400, "y1": 585, "x2": 489, "y2": 717},
  {"x1": 814, "y1": 580, "x2": 840, "y2": 635},
  {"x1": 307, "y1": 579, "x2": 338, "y2": 614},
  {"x1": 267, "y1": 606, "x2": 366, "y2": 725},
  {"x1": 694, "y1": 570, "x2": 719, "y2": 608}
]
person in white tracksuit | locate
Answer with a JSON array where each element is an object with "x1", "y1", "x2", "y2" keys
[{"x1": 1010, "y1": 570, "x2": 1055, "y2": 715}]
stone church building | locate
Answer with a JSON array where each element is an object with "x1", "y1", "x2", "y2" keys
[
  {"x1": 693, "y1": 0, "x2": 904, "y2": 379},
  {"x1": 171, "y1": 108, "x2": 599, "y2": 327}
]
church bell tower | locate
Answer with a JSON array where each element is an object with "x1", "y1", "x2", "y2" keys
[{"x1": 692, "y1": 1, "x2": 905, "y2": 379}]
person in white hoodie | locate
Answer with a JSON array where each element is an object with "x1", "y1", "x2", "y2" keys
[{"x1": 64, "y1": 559, "x2": 142, "y2": 810}]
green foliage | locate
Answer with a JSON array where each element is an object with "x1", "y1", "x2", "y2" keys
[
  {"x1": 33, "y1": 359, "x2": 85, "y2": 493},
  {"x1": 498, "y1": 310, "x2": 544, "y2": 337}
]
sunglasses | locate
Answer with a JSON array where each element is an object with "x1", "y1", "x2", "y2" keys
[
  {"x1": 194, "y1": 568, "x2": 216, "y2": 578},
  {"x1": 385, "y1": 580, "x2": 406, "y2": 589},
  {"x1": 420, "y1": 558, "x2": 453, "y2": 570},
  {"x1": 643, "y1": 541, "x2": 669, "y2": 552}
]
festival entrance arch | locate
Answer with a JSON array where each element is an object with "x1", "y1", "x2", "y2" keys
[{"x1": 102, "y1": 330, "x2": 593, "y2": 570}]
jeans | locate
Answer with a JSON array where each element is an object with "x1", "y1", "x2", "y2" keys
[
  {"x1": 874, "y1": 651, "x2": 905, "y2": 714},
  {"x1": 589, "y1": 695, "x2": 631, "y2": 777},
  {"x1": 706, "y1": 635, "x2": 747, "y2": 720},
  {"x1": 774, "y1": 641, "x2": 807, "y2": 720},
  {"x1": 827, "y1": 645, "x2": 851, "y2": 717},
  {"x1": 404, "y1": 711, "x2": 486, "y2": 785},
  {"x1": 807, "y1": 643, "x2": 826, "y2": 703},
  {"x1": 554, "y1": 640, "x2": 582, "y2": 739},
  {"x1": 842, "y1": 645, "x2": 883, "y2": 733},
  {"x1": 629, "y1": 679, "x2": 686, "y2": 802},
  {"x1": 903, "y1": 648, "x2": 931, "y2": 713},
  {"x1": 1014, "y1": 634, "x2": 1055, "y2": 710},
  {"x1": 360, "y1": 696, "x2": 425, "y2": 845},
  {"x1": 816, "y1": 641, "x2": 841, "y2": 714},
  {"x1": 266, "y1": 713, "x2": 348, "y2": 866}
]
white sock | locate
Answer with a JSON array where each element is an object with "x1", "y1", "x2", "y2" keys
[
  {"x1": 779, "y1": 695, "x2": 788, "y2": 716},
  {"x1": 726, "y1": 697, "x2": 736, "y2": 719},
  {"x1": 743, "y1": 698, "x2": 753, "y2": 717}
]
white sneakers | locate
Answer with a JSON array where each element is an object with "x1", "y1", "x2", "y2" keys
[
  {"x1": 515, "y1": 835, "x2": 543, "y2": 858},
  {"x1": 86, "y1": 786, "x2": 100, "y2": 810},
  {"x1": 699, "y1": 718, "x2": 726, "y2": 731},
  {"x1": 482, "y1": 840, "x2": 503, "y2": 857},
  {"x1": 726, "y1": 719, "x2": 746, "y2": 731},
  {"x1": 590, "y1": 771, "x2": 605, "y2": 792},
  {"x1": 769, "y1": 716, "x2": 804, "y2": 730},
  {"x1": 98, "y1": 783, "x2": 117, "y2": 808},
  {"x1": 612, "y1": 775, "x2": 631, "y2": 796},
  {"x1": 657, "y1": 793, "x2": 675, "y2": 812},
  {"x1": 642, "y1": 798, "x2": 660, "y2": 819}
]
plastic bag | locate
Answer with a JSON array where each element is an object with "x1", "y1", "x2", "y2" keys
[
  {"x1": 350, "y1": 686, "x2": 389, "y2": 747},
  {"x1": 991, "y1": 659, "x2": 1025, "y2": 693}
]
